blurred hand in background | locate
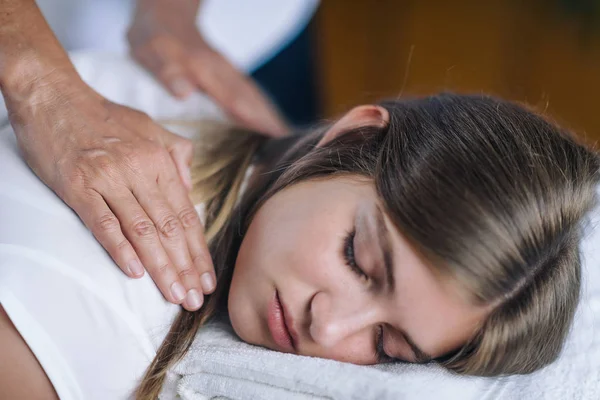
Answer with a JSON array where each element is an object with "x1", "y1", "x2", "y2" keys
[{"x1": 127, "y1": 0, "x2": 289, "y2": 137}]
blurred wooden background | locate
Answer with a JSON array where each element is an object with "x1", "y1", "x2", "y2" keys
[{"x1": 314, "y1": 0, "x2": 600, "y2": 144}]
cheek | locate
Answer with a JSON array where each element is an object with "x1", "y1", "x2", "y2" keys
[
  {"x1": 312, "y1": 335, "x2": 377, "y2": 365},
  {"x1": 399, "y1": 279, "x2": 487, "y2": 356},
  {"x1": 237, "y1": 196, "x2": 353, "y2": 286}
]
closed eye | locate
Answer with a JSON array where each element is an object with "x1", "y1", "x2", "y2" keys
[
  {"x1": 343, "y1": 229, "x2": 368, "y2": 281},
  {"x1": 342, "y1": 229, "x2": 396, "y2": 363}
]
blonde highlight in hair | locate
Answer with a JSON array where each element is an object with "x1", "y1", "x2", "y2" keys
[
  {"x1": 135, "y1": 121, "x2": 266, "y2": 399},
  {"x1": 188, "y1": 121, "x2": 265, "y2": 242},
  {"x1": 137, "y1": 94, "x2": 600, "y2": 398}
]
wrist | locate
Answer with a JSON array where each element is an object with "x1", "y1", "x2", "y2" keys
[{"x1": 0, "y1": 50, "x2": 81, "y2": 103}]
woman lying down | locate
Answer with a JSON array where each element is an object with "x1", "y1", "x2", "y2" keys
[{"x1": 0, "y1": 93, "x2": 599, "y2": 399}]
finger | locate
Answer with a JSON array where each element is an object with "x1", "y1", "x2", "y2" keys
[
  {"x1": 156, "y1": 153, "x2": 216, "y2": 296},
  {"x1": 132, "y1": 40, "x2": 195, "y2": 99},
  {"x1": 130, "y1": 169, "x2": 205, "y2": 311},
  {"x1": 189, "y1": 53, "x2": 289, "y2": 136},
  {"x1": 164, "y1": 132, "x2": 193, "y2": 191},
  {"x1": 232, "y1": 80, "x2": 289, "y2": 136},
  {"x1": 157, "y1": 63, "x2": 196, "y2": 99},
  {"x1": 101, "y1": 185, "x2": 188, "y2": 306},
  {"x1": 70, "y1": 189, "x2": 145, "y2": 279}
]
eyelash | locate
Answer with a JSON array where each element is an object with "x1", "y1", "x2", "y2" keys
[
  {"x1": 343, "y1": 229, "x2": 367, "y2": 280},
  {"x1": 343, "y1": 229, "x2": 394, "y2": 364}
]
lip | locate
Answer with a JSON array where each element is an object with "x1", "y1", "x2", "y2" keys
[
  {"x1": 267, "y1": 289, "x2": 297, "y2": 353},
  {"x1": 279, "y1": 293, "x2": 300, "y2": 350}
]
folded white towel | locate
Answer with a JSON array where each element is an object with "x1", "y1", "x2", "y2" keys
[{"x1": 162, "y1": 200, "x2": 600, "y2": 400}]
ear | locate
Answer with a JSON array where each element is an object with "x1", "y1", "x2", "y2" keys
[{"x1": 317, "y1": 105, "x2": 390, "y2": 147}]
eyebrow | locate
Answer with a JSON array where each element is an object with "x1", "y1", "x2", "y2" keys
[{"x1": 374, "y1": 206, "x2": 433, "y2": 364}]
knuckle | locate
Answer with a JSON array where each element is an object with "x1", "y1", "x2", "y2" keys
[
  {"x1": 95, "y1": 213, "x2": 120, "y2": 233},
  {"x1": 178, "y1": 207, "x2": 201, "y2": 229},
  {"x1": 191, "y1": 251, "x2": 212, "y2": 268},
  {"x1": 97, "y1": 157, "x2": 116, "y2": 176},
  {"x1": 192, "y1": 254, "x2": 208, "y2": 272},
  {"x1": 156, "y1": 262, "x2": 171, "y2": 276},
  {"x1": 131, "y1": 219, "x2": 156, "y2": 238},
  {"x1": 157, "y1": 215, "x2": 182, "y2": 238},
  {"x1": 177, "y1": 267, "x2": 196, "y2": 280},
  {"x1": 122, "y1": 147, "x2": 142, "y2": 169},
  {"x1": 115, "y1": 238, "x2": 130, "y2": 251},
  {"x1": 61, "y1": 163, "x2": 88, "y2": 190}
]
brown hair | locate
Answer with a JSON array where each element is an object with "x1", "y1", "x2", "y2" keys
[{"x1": 136, "y1": 93, "x2": 600, "y2": 398}]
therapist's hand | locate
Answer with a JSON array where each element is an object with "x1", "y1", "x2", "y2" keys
[
  {"x1": 128, "y1": 0, "x2": 289, "y2": 137},
  {"x1": 4, "y1": 67, "x2": 215, "y2": 312}
]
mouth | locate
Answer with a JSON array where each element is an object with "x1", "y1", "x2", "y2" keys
[{"x1": 267, "y1": 289, "x2": 297, "y2": 353}]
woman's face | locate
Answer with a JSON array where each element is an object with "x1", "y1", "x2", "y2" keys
[
  {"x1": 228, "y1": 178, "x2": 491, "y2": 365},
  {"x1": 228, "y1": 105, "x2": 490, "y2": 364}
]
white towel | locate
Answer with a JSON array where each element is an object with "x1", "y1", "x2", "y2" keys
[{"x1": 162, "y1": 202, "x2": 600, "y2": 400}]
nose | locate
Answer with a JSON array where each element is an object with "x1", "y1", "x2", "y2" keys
[{"x1": 309, "y1": 291, "x2": 381, "y2": 348}]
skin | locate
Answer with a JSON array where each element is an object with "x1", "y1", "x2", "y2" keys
[
  {"x1": 0, "y1": 306, "x2": 58, "y2": 399},
  {"x1": 0, "y1": 0, "x2": 218, "y2": 313},
  {"x1": 128, "y1": 0, "x2": 289, "y2": 136},
  {"x1": 0, "y1": 0, "x2": 288, "y2": 314},
  {"x1": 0, "y1": 104, "x2": 487, "y2": 396},
  {"x1": 229, "y1": 106, "x2": 491, "y2": 364},
  {"x1": 0, "y1": 0, "x2": 284, "y2": 395}
]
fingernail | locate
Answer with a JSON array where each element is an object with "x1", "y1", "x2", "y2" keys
[
  {"x1": 200, "y1": 272, "x2": 215, "y2": 293},
  {"x1": 185, "y1": 289, "x2": 204, "y2": 310},
  {"x1": 170, "y1": 281, "x2": 186, "y2": 302},
  {"x1": 127, "y1": 259, "x2": 144, "y2": 277},
  {"x1": 171, "y1": 78, "x2": 194, "y2": 97}
]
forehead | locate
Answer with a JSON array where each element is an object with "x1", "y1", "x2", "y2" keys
[{"x1": 377, "y1": 207, "x2": 490, "y2": 357}]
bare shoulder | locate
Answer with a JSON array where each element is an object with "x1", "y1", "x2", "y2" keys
[{"x1": 0, "y1": 306, "x2": 59, "y2": 400}]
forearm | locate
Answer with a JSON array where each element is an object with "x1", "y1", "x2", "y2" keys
[{"x1": 0, "y1": 0, "x2": 77, "y2": 96}]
